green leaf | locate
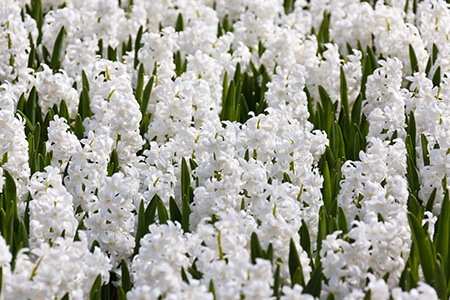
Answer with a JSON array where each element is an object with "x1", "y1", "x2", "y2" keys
[
  {"x1": 237, "y1": 93, "x2": 248, "y2": 122},
  {"x1": 408, "y1": 213, "x2": 435, "y2": 284},
  {"x1": 425, "y1": 57, "x2": 432, "y2": 77},
  {"x1": 340, "y1": 67, "x2": 350, "y2": 124},
  {"x1": 89, "y1": 274, "x2": 102, "y2": 300},
  {"x1": 188, "y1": 261, "x2": 203, "y2": 280},
  {"x1": 221, "y1": 15, "x2": 232, "y2": 33},
  {"x1": 222, "y1": 72, "x2": 229, "y2": 106},
  {"x1": 16, "y1": 94, "x2": 26, "y2": 116},
  {"x1": 181, "y1": 267, "x2": 190, "y2": 283},
  {"x1": 434, "y1": 190, "x2": 449, "y2": 274},
  {"x1": 90, "y1": 240, "x2": 100, "y2": 253},
  {"x1": 29, "y1": 257, "x2": 44, "y2": 280},
  {"x1": 337, "y1": 206, "x2": 348, "y2": 234},
  {"x1": 250, "y1": 232, "x2": 264, "y2": 264},
  {"x1": 289, "y1": 238, "x2": 305, "y2": 286},
  {"x1": 334, "y1": 121, "x2": 346, "y2": 160},
  {"x1": 425, "y1": 188, "x2": 437, "y2": 213},
  {"x1": 409, "y1": 44, "x2": 419, "y2": 74},
  {"x1": 366, "y1": 46, "x2": 378, "y2": 74},
  {"x1": 37, "y1": 153, "x2": 46, "y2": 172},
  {"x1": 421, "y1": 134, "x2": 430, "y2": 166},
  {"x1": 107, "y1": 149, "x2": 119, "y2": 176},
  {"x1": 209, "y1": 279, "x2": 217, "y2": 300},
  {"x1": 189, "y1": 158, "x2": 198, "y2": 171},
  {"x1": 122, "y1": 36, "x2": 132, "y2": 57},
  {"x1": 22, "y1": 194, "x2": 30, "y2": 235},
  {"x1": 135, "y1": 64, "x2": 144, "y2": 104},
  {"x1": 74, "y1": 213, "x2": 87, "y2": 241},
  {"x1": 141, "y1": 76, "x2": 154, "y2": 115},
  {"x1": 360, "y1": 53, "x2": 372, "y2": 97},
  {"x1": 169, "y1": 197, "x2": 182, "y2": 223},
  {"x1": 59, "y1": 100, "x2": 70, "y2": 121},
  {"x1": 107, "y1": 46, "x2": 117, "y2": 61},
  {"x1": 181, "y1": 158, "x2": 191, "y2": 202},
  {"x1": 316, "y1": 206, "x2": 328, "y2": 258},
  {"x1": 24, "y1": 87, "x2": 38, "y2": 125},
  {"x1": 120, "y1": 259, "x2": 132, "y2": 293},
  {"x1": 175, "y1": 13, "x2": 184, "y2": 32},
  {"x1": 266, "y1": 243, "x2": 273, "y2": 262},
  {"x1": 31, "y1": 0, "x2": 43, "y2": 27},
  {"x1": 181, "y1": 187, "x2": 193, "y2": 232},
  {"x1": 116, "y1": 287, "x2": 127, "y2": 300},
  {"x1": 82, "y1": 70, "x2": 90, "y2": 91},
  {"x1": 50, "y1": 26, "x2": 65, "y2": 70},
  {"x1": 181, "y1": 158, "x2": 192, "y2": 232},
  {"x1": 330, "y1": 159, "x2": 342, "y2": 211},
  {"x1": 300, "y1": 220, "x2": 312, "y2": 260},
  {"x1": 233, "y1": 62, "x2": 241, "y2": 83},
  {"x1": 406, "y1": 135, "x2": 419, "y2": 198},
  {"x1": 408, "y1": 193, "x2": 422, "y2": 219},
  {"x1": 217, "y1": 20, "x2": 224, "y2": 37},
  {"x1": 217, "y1": 230, "x2": 224, "y2": 260},
  {"x1": 27, "y1": 134, "x2": 36, "y2": 173},
  {"x1": 399, "y1": 259, "x2": 419, "y2": 291},
  {"x1": 27, "y1": 34, "x2": 37, "y2": 69},
  {"x1": 139, "y1": 114, "x2": 150, "y2": 137},
  {"x1": 41, "y1": 112, "x2": 52, "y2": 148},
  {"x1": 254, "y1": 97, "x2": 268, "y2": 116},
  {"x1": 352, "y1": 93, "x2": 363, "y2": 125},
  {"x1": 134, "y1": 195, "x2": 161, "y2": 255},
  {"x1": 74, "y1": 114, "x2": 84, "y2": 139},
  {"x1": 273, "y1": 264, "x2": 281, "y2": 298},
  {"x1": 78, "y1": 89, "x2": 92, "y2": 119},
  {"x1": 408, "y1": 112, "x2": 416, "y2": 150},
  {"x1": 282, "y1": 172, "x2": 292, "y2": 184},
  {"x1": 434, "y1": 258, "x2": 448, "y2": 300},
  {"x1": 134, "y1": 196, "x2": 157, "y2": 255},
  {"x1": 432, "y1": 66, "x2": 441, "y2": 87},
  {"x1": 134, "y1": 26, "x2": 144, "y2": 68},
  {"x1": 318, "y1": 85, "x2": 335, "y2": 134},
  {"x1": 42, "y1": 45, "x2": 51, "y2": 65},
  {"x1": 157, "y1": 197, "x2": 168, "y2": 224},
  {"x1": 101, "y1": 278, "x2": 112, "y2": 300},
  {"x1": 45, "y1": 151, "x2": 53, "y2": 167},
  {"x1": 0, "y1": 209, "x2": 4, "y2": 243},
  {"x1": 0, "y1": 209, "x2": 5, "y2": 241},
  {"x1": 146, "y1": 196, "x2": 158, "y2": 224},
  {"x1": 322, "y1": 161, "x2": 332, "y2": 214},
  {"x1": 221, "y1": 80, "x2": 236, "y2": 121},
  {"x1": 432, "y1": 43, "x2": 439, "y2": 65},
  {"x1": 174, "y1": 51, "x2": 187, "y2": 77},
  {"x1": 2, "y1": 170, "x2": 17, "y2": 211},
  {"x1": 283, "y1": 0, "x2": 294, "y2": 14},
  {"x1": 5, "y1": 204, "x2": 14, "y2": 247},
  {"x1": 304, "y1": 262, "x2": 322, "y2": 297},
  {"x1": 316, "y1": 11, "x2": 330, "y2": 51},
  {"x1": 134, "y1": 200, "x2": 146, "y2": 256},
  {"x1": 292, "y1": 267, "x2": 305, "y2": 287}
]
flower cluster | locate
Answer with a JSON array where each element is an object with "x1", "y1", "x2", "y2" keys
[
  {"x1": 0, "y1": 0, "x2": 449, "y2": 299},
  {"x1": 3, "y1": 233, "x2": 111, "y2": 300}
]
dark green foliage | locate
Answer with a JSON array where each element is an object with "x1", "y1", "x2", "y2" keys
[
  {"x1": 49, "y1": 26, "x2": 66, "y2": 70},
  {"x1": 220, "y1": 63, "x2": 269, "y2": 123}
]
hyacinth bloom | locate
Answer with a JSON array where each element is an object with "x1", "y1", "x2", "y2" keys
[{"x1": 0, "y1": 0, "x2": 449, "y2": 299}]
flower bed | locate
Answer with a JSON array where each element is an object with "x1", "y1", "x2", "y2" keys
[{"x1": 0, "y1": 0, "x2": 449, "y2": 299}]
